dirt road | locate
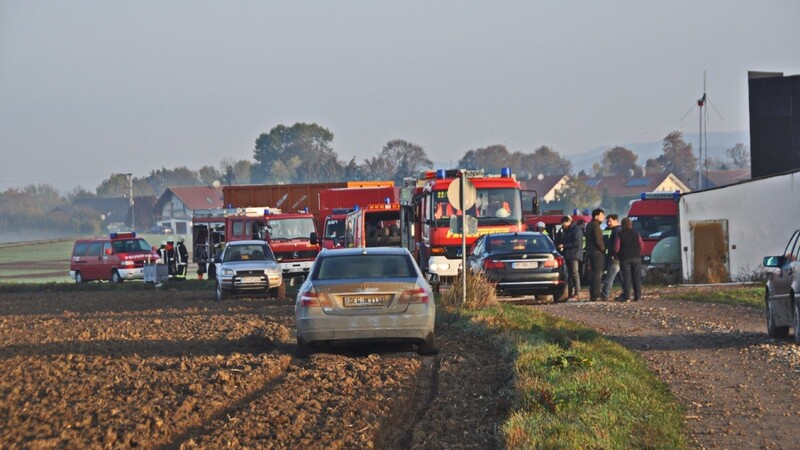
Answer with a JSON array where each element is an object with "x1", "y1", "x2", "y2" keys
[
  {"x1": 532, "y1": 292, "x2": 800, "y2": 450},
  {"x1": 0, "y1": 289, "x2": 510, "y2": 449}
]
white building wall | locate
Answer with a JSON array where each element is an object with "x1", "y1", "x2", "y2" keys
[{"x1": 679, "y1": 171, "x2": 800, "y2": 281}]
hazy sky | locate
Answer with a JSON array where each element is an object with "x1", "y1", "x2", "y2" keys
[{"x1": 2, "y1": 1, "x2": 799, "y2": 193}]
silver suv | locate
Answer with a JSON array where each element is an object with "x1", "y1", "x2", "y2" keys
[
  {"x1": 763, "y1": 229, "x2": 800, "y2": 341},
  {"x1": 214, "y1": 240, "x2": 285, "y2": 301}
]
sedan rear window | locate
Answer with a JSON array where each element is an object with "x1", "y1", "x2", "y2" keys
[
  {"x1": 487, "y1": 236, "x2": 554, "y2": 253},
  {"x1": 315, "y1": 254, "x2": 415, "y2": 280}
]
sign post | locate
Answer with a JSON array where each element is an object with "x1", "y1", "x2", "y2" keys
[{"x1": 447, "y1": 173, "x2": 476, "y2": 306}]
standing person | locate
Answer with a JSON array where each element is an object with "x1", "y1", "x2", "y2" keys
[
  {"x1": 535, "y1": 221, "x2": 549, "y2": 236},
  {"x1": 166, "y1": 238, "x2": 176, "y2": 277},
  {"x1": 614, "y1": 217, "x2": 644, "y2": 302},
  {"x1": 176, "y1": 237, "x2": 189, "y2": 280},
  {"x1": 601, "y1": 214, "x2": 622, "y2": 301},
  {"x1": 559, "y1": 215, "x2": 584, "y2": 301},
  {"x1": 585, "y1": 208, "x2": 606, "y2": 301}
]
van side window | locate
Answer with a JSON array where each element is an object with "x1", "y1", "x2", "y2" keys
[
  {"x1": 73, "y1": 242, "x2": 88, "y2": 256},
  {"x1": 87, "y1": 242, "x2": 102, "y2": 256}
]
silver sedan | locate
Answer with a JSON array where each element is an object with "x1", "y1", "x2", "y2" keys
[{"x1": 295, "y1": 247, "x2": 437, "y2": 356}]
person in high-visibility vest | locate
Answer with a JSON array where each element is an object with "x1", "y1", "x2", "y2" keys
[{"x1": 535, "y1": 221, "x2": 549, "y2": 236}]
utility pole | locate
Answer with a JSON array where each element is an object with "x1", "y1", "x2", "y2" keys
[{"x1": 126, "y1": 173, "x2": 134, "y2": 230}]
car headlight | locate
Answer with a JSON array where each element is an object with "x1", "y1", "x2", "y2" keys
[
  {"x1": 221, "y1": 268, "x2": 235, "y2": 276},
  {"x1": 265, "y1": 267, "x2": 281, "y2": 276}
]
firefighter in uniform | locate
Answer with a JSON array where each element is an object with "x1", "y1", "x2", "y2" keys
[
  {"x1": 166, "y1": 238, "x2": 177, "y2": 277},
  {"x1": 176, "y1": 237, "x2": 189, "y2": 280}
]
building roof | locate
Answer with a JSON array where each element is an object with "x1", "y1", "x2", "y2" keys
[
  {"x1": 704, "y1": 169, "x2": 750, "y2": 189},
  {"x1": 156, "y1": 185, "x2": 224, "y2": 211},
  {"x1": 582, "y1": 173, "x2": 690, "y2": 197},
  {"x1": 519, "y1": 175, "x2": 569, "y2": 202}
]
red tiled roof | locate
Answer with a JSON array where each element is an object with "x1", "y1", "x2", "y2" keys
[{"x1": 161, "y1": 186, "x2": 223, "y2": 210}]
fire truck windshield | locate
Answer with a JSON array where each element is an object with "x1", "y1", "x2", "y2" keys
[
  {"x1": 268, "y1": 218, "x2": 316, "y2": 240},
  {"x1": 630, "y1": 216, "x2": 678, "y2": 239},
  {"x1": 324, "y1": 218, "x2": 345, "y2": 239},
  {"x1": 433, "y1": 188, "x2": 521, "y2": 224}
]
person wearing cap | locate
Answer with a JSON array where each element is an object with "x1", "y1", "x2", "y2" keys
[
  {"x1": 175, "y1": 237, "x2": 189, "y2": 280},
  {"x1": 535, "y1": 221, "x2": 549, "y2": 236}
]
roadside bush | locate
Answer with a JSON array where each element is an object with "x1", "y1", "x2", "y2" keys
[{"x1": 441, "y1": 270, "x2": 498, "y2": 310}]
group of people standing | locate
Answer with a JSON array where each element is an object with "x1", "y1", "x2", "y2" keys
[
  {"x1": 157, "y1": 237, "x2": 189, "y2": 280},
  {"x1": 554, "y1": 208, "x2": 644, "y2": 302}
]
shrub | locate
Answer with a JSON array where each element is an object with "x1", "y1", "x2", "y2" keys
[{"x1": 441, "y1": 270, "x2": 498, "y2": 310}]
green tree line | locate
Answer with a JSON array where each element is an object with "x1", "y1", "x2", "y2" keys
[{"x1": 1, "y1": 123, "x2": 750, "y2": 234}]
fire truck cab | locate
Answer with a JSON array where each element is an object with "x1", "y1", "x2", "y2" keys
[
  {"x1": 415, "y1": 168, "x2": 524, "y2": 281},
  {"x1": 225, "y1": 207, "x2": 320, "y2": 282},
  {"x1": 344, "y1": 203, "x2": 402, "y2": 248},
  {"x1": 626, "y1": 191, "x2": 681, "y2": 264}
]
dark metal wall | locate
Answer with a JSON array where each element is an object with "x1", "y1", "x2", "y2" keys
[{"x1": 748, "y1": 73, "x2": 800, "y2": 179}]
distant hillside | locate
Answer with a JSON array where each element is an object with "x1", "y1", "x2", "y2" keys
[
  {"x1": 432, "y1": 131, "x2": 749, "y2": 175},
  {"x1": 569, "y1": 131, "x2": 749, "y2": 174}
]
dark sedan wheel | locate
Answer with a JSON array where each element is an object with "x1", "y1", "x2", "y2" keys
[
  {"x1": 554, "y1": 286, "x2": 568, "y2": 303},
  {"x1": 793, "y1": 298, "x2": 800, "y2": 345},
  {"x1": 766, "y1": 296, "x2": 789, "y2": 338}
]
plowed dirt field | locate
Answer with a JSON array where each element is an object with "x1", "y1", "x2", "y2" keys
[{"x1": 0, "y1": 289, "x2": 511, "y2": 449}]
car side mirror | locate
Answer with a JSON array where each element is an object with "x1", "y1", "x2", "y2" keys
[
  {"x1": 105, "y1": 248, "x2": 113, "y2": 255},
  {"x1": 763, "y1": 256, "x2": 784, "y2": 268},
  {"x1": 310, "y1": 232, "x2": 318, "y2": 246}
]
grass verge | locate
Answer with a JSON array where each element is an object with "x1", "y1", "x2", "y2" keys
[
  {"x1": 660, "y1": 284, "x2": 763, "y2": 309},
  {"x1": 443, "y1": 304, "x2": 687, "y2": 449}
]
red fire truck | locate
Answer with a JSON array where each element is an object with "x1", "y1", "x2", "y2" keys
[
  {"x1": 226, "y1": 207, "x2": 320, "y2": 282},
  {"x1": 411, "y1": 168, "x2": 524, "y2": 282},
  {"x1": 626, "y1": 191, "x2": 681, "y2": 264},
  {"x1": 343, "y1": 202, "x2": 402, "y2": 248},
  {"x1": 319, "y1": 185, "x2": 399, "y2": 249},
  {"x1": 192, "y1": 207, "x2": 320, "y2": 282}
]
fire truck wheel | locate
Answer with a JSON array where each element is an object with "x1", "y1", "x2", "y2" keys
[
  {"x1": 110, "y1": 270, "x2": 123, "y2": 283},
  {"x1": 74, "y1": 271, "x2": 84, "y2": 284}
]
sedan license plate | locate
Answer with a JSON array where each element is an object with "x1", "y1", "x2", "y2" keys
[
  {"x1": 512, "y1": 261, "x2": 538, "y2": 269},
  {"x1": 344, "y1": 296, "x2": 386, "y2": 307},
  {"x1": 241, "y1": 276, "x2": 262, "y2": 283}
]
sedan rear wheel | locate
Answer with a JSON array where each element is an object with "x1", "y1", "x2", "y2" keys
[
  {"x1": 766, "y1": 294, "x2": 789, "y2": 338},
  {"x1": 418, "y1": 332, "x2": 438, "y2": 355},
  {"x1": 554, "y1": 286, "x2": 568, "y2": 303},
  {"x1": 295, "y1": 337, "x2": 313, "y2": 358}
]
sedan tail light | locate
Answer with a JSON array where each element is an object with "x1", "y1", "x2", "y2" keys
[
  {"x1": 483, "y1": 259, "x2": 505, "y2": 270},
  {"x1": 399, "y1": 288, "x2": 430, "y2": 304},
  {"x1": 543, "y1": 255, "x2": 564, "y2": 268},
  {"x1": 300, "y1": 291, "x2": 320, "y2": 307}
]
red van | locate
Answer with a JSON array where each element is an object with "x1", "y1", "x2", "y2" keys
[{"x1": 70, "y1": 232, "x2": 161, "y2": 283}]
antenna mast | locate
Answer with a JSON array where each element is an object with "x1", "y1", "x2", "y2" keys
[{"x1": 696, "y1": 72, "x2": 707, "y2": 190}]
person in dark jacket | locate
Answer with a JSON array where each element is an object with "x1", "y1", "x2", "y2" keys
[
  {"x1": 613, "y1": 217, "x2": 644, "y2": 302},
  {"x1": 601, "y1": 214, "x2": 622, "y2": 301},
  {"x1": 584, "y1": 208, "x2": 606, "y2": 301},
  {"x1": 558, "y1": 215, "x2": 584, "y2": 300}
]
